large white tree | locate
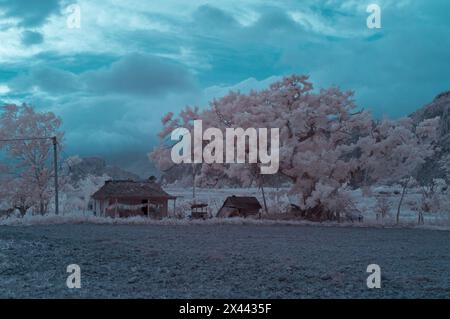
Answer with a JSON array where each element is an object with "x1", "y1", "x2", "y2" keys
[
  {"x1": 0, "y1": 104, "x2": 63, "y2": 215},
  {"x1": 150, "y1": 75, "x2": 439, "y2": 220}
]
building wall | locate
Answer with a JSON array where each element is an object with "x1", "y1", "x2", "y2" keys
[
  {"x1": 94, "y1": 198, "x2": 169, "y2": 218},
  {"x1": 217, "y1": 206, "x2": 260, "y2": 218}
]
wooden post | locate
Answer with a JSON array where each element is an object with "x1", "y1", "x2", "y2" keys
[
  {"x1": 260, "y1": 175, "x2": 268, "y2": 216},
  {"x1": 52, "y1": 136, "x2": 59, "y2": 215},
  {"x1": 173, "y1": 199, "x2": 176, "y2": 217},
  {"x1": 192, "y1": 164, "x2": 196, "y2": 205}
]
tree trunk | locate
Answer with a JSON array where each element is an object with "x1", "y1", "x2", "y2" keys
[
  {"x1": 16, "y1": 205, "x2": 28, "y2": 217},
  {"x1": 418, "y1": 211, "x2": 424, "y2": 225},
  {"x1": 39, "y1": 198, "x2": 49, "y2": 215},
  {"x1": 396, "y1": 180, "x2": 409, "y2": 224}
]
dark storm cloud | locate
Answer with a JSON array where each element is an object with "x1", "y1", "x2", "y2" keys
[
  {"x1": 9, "y1": 53, "x2": 197, "y2": 97},
  {"x1": 55, "y1": 91, "x2": 198, "y2": 165},
  {"x1": 82, "y1": 54, "x2": 196, "y2": 96},
  {"x1": 21, "y1": 30, "x2": 44, "y2": 46},
  {"x1": 10, "y1": 66, "x2": 79, "y2": 94},
  {"x1": 0, "y1": 0, "x2": 62, "y2": 27}
]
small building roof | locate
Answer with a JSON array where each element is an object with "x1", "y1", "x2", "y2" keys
[
  {"x1": 92, "y1": 180, "x2": 175, "y2": 200},
  {"x1": 222, "y1": 196, "x2": 262, "y2": 210}
]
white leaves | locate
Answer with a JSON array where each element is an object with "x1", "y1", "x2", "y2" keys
[{"x1": 151, "y1": 75, "x2": 440, "y2": 216}]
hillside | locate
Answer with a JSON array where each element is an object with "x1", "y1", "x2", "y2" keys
[
  {"x1": 68, "y1": 157, "x2": 139, "y2": 182},
  {"x1": 411, "y1": 91, "x2": 450, "y2": 182}
]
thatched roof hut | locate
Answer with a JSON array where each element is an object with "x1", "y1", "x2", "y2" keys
[
  {"x1": 91, "y1": 180, "x2": 176, "y2": 218},
  {"x1": 217, "y1": 196, "x2": 262, "y2": 218}
]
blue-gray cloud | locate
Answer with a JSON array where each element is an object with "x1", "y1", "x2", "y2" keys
[
  {"x1": 9, "y1": 54, "x2": 198, "y2": 97},
  {"x1": 10, "y1": 66, "x2": 79, "y2": 94},
  {"x1": 192, "y1": 5, "x2": 239, "y2": 29},
  {"x1": 21, "y1": 30, "x2": 44, "y2": 46},
  {"x1": 0, "y1": 0, "x2": 62, "y2": 27},
  {"x1": 1, "y1": 0, "x2": 450, "y2": 174},
  {"x1": 83, "y1": 54, "x2": 197, "y2": 96}
]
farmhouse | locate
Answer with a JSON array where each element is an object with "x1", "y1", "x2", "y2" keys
[
  {"x1": 217, "y1": 196, "x2": 262, "y2": 218},
  {"x1": 91, "y1": 179, "x2": 176, "y2": 218}
]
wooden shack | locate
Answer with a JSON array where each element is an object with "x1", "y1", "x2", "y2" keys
[
  {"x1": 91, "y1": 179, "x2": 176, "y2": 218},
  {"x1": 191, "y1": 203, "x2": 209, "y2": 219},
  {"x1": 217, "y1": 196, "x2": 262, "y2": 218}
]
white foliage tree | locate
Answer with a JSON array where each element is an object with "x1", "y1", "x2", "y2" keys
[{"x1": 151, "y1": 75, "x2": 440, "y2": 221}]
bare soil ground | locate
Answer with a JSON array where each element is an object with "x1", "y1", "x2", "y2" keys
[{"x1": 0, "y1": 224, "x2": 449, "y2": 298}]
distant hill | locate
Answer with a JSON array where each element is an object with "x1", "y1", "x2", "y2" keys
[
  {"x1": 68, "y1": 156, "x2": 139, "y2": 182},
  {"x1": 410, "y1": 91, "x2": 450, "y2": 182}
]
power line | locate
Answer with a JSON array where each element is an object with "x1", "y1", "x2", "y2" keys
[{"x1": 0, "y1": 137, "x2": 53, "y2": 142}]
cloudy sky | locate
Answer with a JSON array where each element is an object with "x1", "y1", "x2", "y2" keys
[{"x1": 0, "y1": 0, "x2": 449, "y2": 174}]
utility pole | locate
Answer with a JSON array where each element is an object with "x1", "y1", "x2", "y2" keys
[
  {"x1": 192, "y1": 163, "x2": 196, "y2": 204},
  {"x1": 52, "y1": 136, "x2": 59, "y2": 215}
]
